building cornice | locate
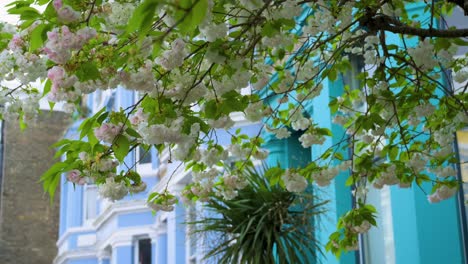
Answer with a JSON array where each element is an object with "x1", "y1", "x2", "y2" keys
[
  {"x1": 93, "y1": 199, "x2": 149, "y2": 229},
  {"x1": 99, "y1": 226, "x2": 156, "y2": 250},
  {"x1": 54, "y1": 249, "x2": 97, "y2": 264},
  {"x1": 57, "y1": 226, "x2": 95, "y2": 247},
  {"x1": 57, "y1": 200, "x2": 151, "y2": 248}
]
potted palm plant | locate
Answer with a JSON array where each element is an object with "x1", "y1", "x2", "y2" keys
[{"x1": 188, "y1": 165, "x2": 328, "y2": 264}]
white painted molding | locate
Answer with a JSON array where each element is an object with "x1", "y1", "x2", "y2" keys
[
  {"x1": 229, "y1": 111, "x2": 257, "y2": 127},
  {"x1": 77, "y1": 233, "x2": 97, "y2": 247},
  {"x1": 111, "y1": 240, "x2": 133, "y2": 248},
  {"x1": 93, "y1": 200, "x2": 149, "y2": 229},
  {"x1": 57, "y1": 200, "x2": 151, "y2": 249},
  {"x1": 168, "y1": 183, "x2": 187, "y2": 195},
  {"x1": 137, "y1": 163, "x2": 159, "y2": 177},
  {"x1": 153, "y1": 218, "x2": 168, "y2": 236},
  {"x1": 57, "y1": 240, "x2": 68, "y2": 255},
  {"x1": 54, "y1": 249, "x2": 97, "y2": 264},
  {"x1": 97, "y1": 250, "x2": 111, "y2": 259},
  {"x1": 99, "y1": 226, "x2": 156, "y2": 250},
  {"x1": 57, "y1": 226, "x2": 95, "y2": 247}
]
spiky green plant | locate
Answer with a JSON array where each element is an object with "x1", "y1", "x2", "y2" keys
[{"x1": 190, "y1": 166, "x2": 328, "y2": 264}]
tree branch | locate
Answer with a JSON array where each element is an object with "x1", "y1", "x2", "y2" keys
[{"x1": 362, "y1": 14, "x2": 468, "y2": 38}]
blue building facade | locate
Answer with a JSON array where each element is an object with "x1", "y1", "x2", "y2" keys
[
  {"x1": 54, "y1": 86, "x2": 263, "y2": 264},
  {"x1": 55, "y1": 4, "x2": 468, "y2": 264}
]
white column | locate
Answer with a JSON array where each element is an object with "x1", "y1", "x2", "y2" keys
[{"x1": 97, "y1": 250, "x2": 111, "y2": 264}]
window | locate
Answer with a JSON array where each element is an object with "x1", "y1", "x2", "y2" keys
[
  {"x1": 134, "y1": 237, "x2": 152, "y2": 264},
  {"x1": 92, "y1": 89, "x2": 113, "y2": 112},
  {"x1": 83, "y1": 184, "x2": 98, "y2": 224},
  {"x1": 137, "y1": 146, "x2": 152, "y2": 165}
]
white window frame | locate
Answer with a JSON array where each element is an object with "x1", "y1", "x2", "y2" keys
[
  {"x1": 133, "y1": 235, "x2": 152, "y2": 264},
  {"x1": 82, "y1": 183, "x2": 98, "y2": 225},
  {"x1": 92, "y1": 89, "x2": 113, "y2": 112}
]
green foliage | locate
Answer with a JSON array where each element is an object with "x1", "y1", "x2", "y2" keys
[
  {"x1": 113, "y1": 134, "x2": 130, "y2": 162},
  {"x1": 2, "y1": 0, "x2": 468, "y2": 258},
  {"x1": 189, "y1": 165, "x2": 328, "y2": 264}
]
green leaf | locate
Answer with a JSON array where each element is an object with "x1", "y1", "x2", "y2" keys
[
  {"x1": 6, "y1": 1, "x2": 33, "y2": 7},
  {"x1": 316, "y1": 127, "x2": 332, "y2": 136},
  {"x1": 328, "y1": 67, "x2": 337, "y2": 81},
  {"x1": 345, "y1": 176, "x2": 354, "y2": 186},
  {"x1": 29, "y1": 24, "x2": 50, "y2": 51},
  {"x1": 75, "y1": 62, "x2": 101, "y2": 82},
  {"x1": 113, "y1": 134, "x2": 130, "y2": 162},
  {"x1": 79, "y1": 118, "x2": 94, "y2": 139},
  {"x1": 204, "y1": 100, "x2": 218, "y2": 119},
  {"x1": 453, "y1": 38, "x2": 468, "y2": 46},
  {"x1": 329, "y1": 98, "x2": 339, "y2": 114},
  {"x1": 40, "y1": 161, "x2": 68, "y2": 200},
  {"x1": 43, "y1": 79, "x2": 52, "y2": 96},
  {"x1": 389, "y1": 146, "x2": 399, "y2": 161},
  {"x1": 264, "y1": 167, "x2": 283, "y2": 186},
  {"x1": 87, "y1": 129, "x2": 99, "y2": 146},
  {"x1": 190, "y1": 0, "x2": 208, "y2": 28},
  {"x1": 7, "y1": 6, "x2": 39, "y2": 16},
  {"x1": 126, "y1": 127, "x2": 141, "y2": 138},
  {"x1": 96, "y1": 111, "x2": 109, "y2": 124},
  {"x1": 126, "y1": 0, "x2": 158, "y2": 36},
  {"x1": 177, "y1": 0, "x2": 208, "y2": 34},
  {"x1": 19, "y1": 113, "x2": 27, "y2": 131}
]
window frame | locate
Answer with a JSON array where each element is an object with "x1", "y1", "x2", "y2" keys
[{"x1": 133, "y1": 236, "x2": 152, "y2": 264}]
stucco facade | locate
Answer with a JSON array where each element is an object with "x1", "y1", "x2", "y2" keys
[{"x1": 56, "y1": 4, "x2": 468, "y2": 264}]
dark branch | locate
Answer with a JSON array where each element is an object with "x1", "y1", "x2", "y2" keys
[{"x1": 361, "y1": 14, "x2": 468, "y2": 38}]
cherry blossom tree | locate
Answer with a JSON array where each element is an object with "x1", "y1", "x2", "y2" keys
[{"x1": 1, "y1": 0, "x2": 467, "y2": 256}]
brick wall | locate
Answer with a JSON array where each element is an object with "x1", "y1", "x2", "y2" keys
[{"x1": 0, "y1": 112, "x2": 71, "y2": 264}]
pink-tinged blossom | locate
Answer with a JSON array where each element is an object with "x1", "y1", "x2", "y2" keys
[
  {"x1": 97, "y1": 158, "x2": 119, "y2": 172},
  {"x1": 47, "y1": 66, "x2": 79, "y2": 102},
  {"x1": 53, "y1": 0, "x2": 80, "y2": 23},
  {"x1": 53, "y1": 0, "x2": 62, "y2": 9},
  {"x1": 47, "y1": 65, "x2": 65, "y2": 81},
  {"x1": 67, "y1": 169, "x2": 85, "y2": 185},
  {"x1": 94, "y1": 122, "x2": 123, "y2": 143},
  {"x1": 44, "y1": 26, "x2": 96, "y2": 64},
  {"x1": 76, "y1": 27, "x2": 97, "y2": 46},
  {"x1": 8, "y1": 34, "x2": 24, "y2": 50},
  {"x1": 129, "y1": 108, "x2": 148, "y2": 125}
]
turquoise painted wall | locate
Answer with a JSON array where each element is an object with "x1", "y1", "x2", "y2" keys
[
  {"x1": 310, "y1": 76, "x2": 356, "y2": 264},
  {"x1": 385, "y1": 3, "x2": 464, "y2": 264}
]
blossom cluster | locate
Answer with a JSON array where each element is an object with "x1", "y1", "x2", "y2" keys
[
  {"x1": 94, "y1": 122, "x2": 124, "y2": 144},
  {"x1": 53, "y1": 0, "x2": 81, "y2": 23},
  {"x1": 44, "y1": 26, "x2": 96, "y2": 64},
  {"x1": 2, "y1": 0, "x2": 467, "y2": 256}
]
